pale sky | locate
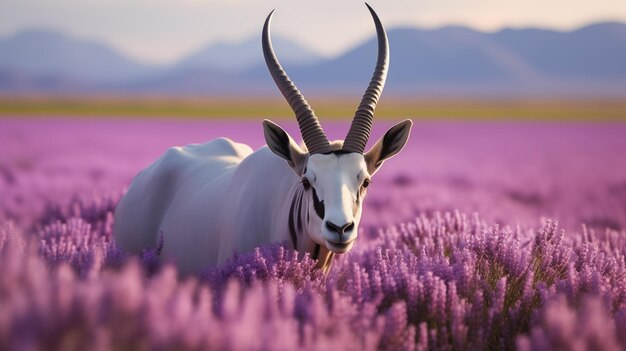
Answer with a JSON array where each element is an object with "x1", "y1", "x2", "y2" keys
[{"x1": 1, "y1": 0, "x2": 624, "y2": 65}]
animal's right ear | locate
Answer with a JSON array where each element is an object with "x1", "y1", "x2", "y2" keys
[{"x1": 263, "y1": 120, "x2": 308, "y2": 175}]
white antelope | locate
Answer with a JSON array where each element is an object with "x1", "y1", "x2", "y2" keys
[{"x1": 114, "y1": 4, "x2": 412, "y2": 274}]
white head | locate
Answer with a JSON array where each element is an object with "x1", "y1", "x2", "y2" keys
[
  {"x1": 263, "y1": 120, "x2": 412, "y2": 254},
  {"x1": 261, "y1": 4, "x2": 411, "y2": 255}
]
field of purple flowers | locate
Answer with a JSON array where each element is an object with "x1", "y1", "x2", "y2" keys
[{"x1": 1, "y1": 118, "x2": 626, "y2": 350}]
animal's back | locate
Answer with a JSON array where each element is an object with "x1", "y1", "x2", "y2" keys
[{"x1": 114, "y1": 138, "x2": 253, "y2": 272}]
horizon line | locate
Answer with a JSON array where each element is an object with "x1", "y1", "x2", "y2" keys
[{"x1": 1, "y1": 19, "x2": 623, "y2": 66}]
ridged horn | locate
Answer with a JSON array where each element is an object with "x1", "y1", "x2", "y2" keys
[
  {"x1": 342, "y1": 3, "x2": 389, "y2": 154},
  {"x1": 262, "y1": 10, "x2": 332, "y2": 154}
]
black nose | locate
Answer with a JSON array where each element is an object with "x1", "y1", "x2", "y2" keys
[{"x1": 325, "y1": 221, "x2": 355, "y2": 236}]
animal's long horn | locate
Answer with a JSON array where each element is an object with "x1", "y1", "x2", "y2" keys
[
  {"x1": 342, "y1": 3, "x2": 389, "y2": 154},
  {"x1": 262, "y1": 10, "x2": 332, "y2": 155}
]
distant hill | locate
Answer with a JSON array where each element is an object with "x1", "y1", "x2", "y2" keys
[
  {"x1": 269, "y1": 22, "x2": 626, "y2": 96},
  {"x1": 491, "y1": 22, "x2": 626, "y2": 80},
  {"x1": 176, "y1": 36, "x2": 322, "y2": 72},
  {"x1": 1, "y1": 23, "x2": 625, "y2": 97},
  {"x1": 0, "y1": 69, "x2": 89, "y2": 93},
  {"x1": 0, "y1": 29, "x2": 159, "y2": 83}
]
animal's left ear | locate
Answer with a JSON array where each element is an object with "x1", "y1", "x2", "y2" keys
[
  {"x1": 263, "y1": 120, "x2": 308, "y2": 175},
  {"x1": 364, "y1": 120, "x2": 413, "y2": 175}
]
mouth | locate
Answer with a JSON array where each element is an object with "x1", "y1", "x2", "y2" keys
[{"x1": 325, "y1": 239, "x2": 354, "y2": 253}]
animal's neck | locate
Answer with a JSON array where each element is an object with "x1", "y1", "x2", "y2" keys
[{"x1": 288, "y1": 185, "x2": 335, "y2": 273}]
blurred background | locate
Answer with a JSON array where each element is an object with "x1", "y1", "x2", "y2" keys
[
  {"x1": 1, "y1": 0, "x2": 626, "y2": 232},
  {"x1": 0, "y1": 0, "x2": 625, "y2": 119}
]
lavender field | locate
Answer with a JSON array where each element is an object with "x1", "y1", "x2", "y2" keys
[{"x1": 1, "y1": 118, "x2": 626, "y2": 350}]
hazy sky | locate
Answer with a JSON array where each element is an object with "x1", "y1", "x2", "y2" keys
[{"x1": 1, "y1": 0, "x2": 624, "y2": 64}]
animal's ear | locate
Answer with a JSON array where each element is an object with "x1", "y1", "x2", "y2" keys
[
  {"x1": 263, "y1": 120, "x2": 308, "y2": 175},
  {"x1": 364, "y1": 120, "x2": 412, "y2": 175}
]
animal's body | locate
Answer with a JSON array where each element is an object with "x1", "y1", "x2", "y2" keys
[
  {"x1": 114, "y1": 4, "x2": 413, "y2": 274},
  {"x1": 115, "y1": 138, "x2": 328, "y2": 273},
  {"x1": 116, "y1": 138, "x2": 253, "y2": 272}
]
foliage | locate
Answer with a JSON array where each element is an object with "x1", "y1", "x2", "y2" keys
[{"x1": 1, "y1": 120, "x2": 625, "y2": 350}]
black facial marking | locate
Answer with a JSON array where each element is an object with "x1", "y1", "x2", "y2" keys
[
  {"x1": 296, "y1": 190, "x2": 303, "y2": 232},
  {"x1": 288, "y1": 192, "x2": 298, "y2": 249},
  {"x1": 311, "y1": 187, "x2": 325, "y2": 219}
]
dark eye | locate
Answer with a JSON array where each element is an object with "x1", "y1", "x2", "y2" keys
[
  {"x1": 301, "y1": 178, "x2": 311, "y2": 190},
  {"x1": 362, "y1": 179, "x2": 371, "y2": 189}
]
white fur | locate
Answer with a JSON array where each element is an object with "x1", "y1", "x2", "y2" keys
[
  {"x1": 114, "y1": 138, "x2": 370, "y2": 274},
  {"x1": 304, "y1": 153, "x2": 366, "y2": 249}
]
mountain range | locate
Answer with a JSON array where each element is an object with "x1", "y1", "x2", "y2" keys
[{"x1": 1, "y1": 22, "x2": 625, "y2": 97}]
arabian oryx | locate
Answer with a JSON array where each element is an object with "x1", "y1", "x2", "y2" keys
[{"x1": 114, "y1": 4, "x2": 412, "y2": 274}]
